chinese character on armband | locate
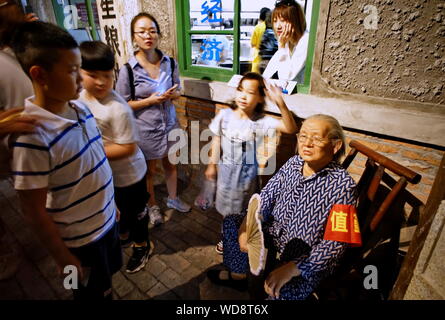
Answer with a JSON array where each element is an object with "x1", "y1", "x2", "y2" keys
[{"x1": 323, "y1": 204, "x2": 362, "y2": 247}]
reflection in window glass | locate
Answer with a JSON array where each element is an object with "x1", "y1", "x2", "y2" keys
[
  {"x1": 58, "y1": 0, "x2": 101, "y2": 42},
  {"x1": 178, "y1": 0, "x2": 316, "y2": 83},
  {"x1": 190, "y1": 0, "x2": 234, "y2": 31},
  {"x1": 240, "y1": 0, "x2": 312, "y2": 77},
  {"x1": 192, "y1": 34, "x2": 234, "y2": 69},
  {"x1": 240, "y1": 0, "x2": 275, "y2": 73}
]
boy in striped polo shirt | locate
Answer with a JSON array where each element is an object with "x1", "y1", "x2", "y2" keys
[{"x1": 10, "y1": 21, "x2": 121, "y2": 300}]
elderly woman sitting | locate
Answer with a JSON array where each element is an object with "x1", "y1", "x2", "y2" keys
[{"x1": 242, "y1": 114, "x2": 360, "y2": 300}]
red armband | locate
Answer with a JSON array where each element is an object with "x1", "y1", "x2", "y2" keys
[{"x1": 323, "y1": 204, "x2": 362, "y2": 247}]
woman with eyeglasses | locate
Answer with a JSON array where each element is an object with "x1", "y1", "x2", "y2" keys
[
  {"x1": 240, "y1": 114, "x2": 360, "y2": 300},
  {"x1": 262, "y1": 0, "x2": 309, "y2": 84},
  {"x1": 116, "y1": 13, "x2": 191, "y2": 228}
]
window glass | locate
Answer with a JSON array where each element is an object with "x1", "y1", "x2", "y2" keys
[
  {"x1": 240, "y1": 0, "x2": 312, "y2": 77},
  {"x1": 192, "y1": 34, "x2": 234, "y2": 69},
  {"x1": 177, "y1": 0, "x2": 318, "y2": 89}
]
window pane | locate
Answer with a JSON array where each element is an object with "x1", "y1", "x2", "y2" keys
[
  {"x1": 240, "y1": 0, "x2": 276, "y2": 74},
  {"x1": 191, "y1": 34, "x2": 234, "y2": 69},
  {"x1": 190, "y1": 0, "x2": 235, "y2": 31}
]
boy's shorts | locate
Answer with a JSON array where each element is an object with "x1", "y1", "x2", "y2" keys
[{"x1": 69, "y1": 222, "x2": 122, "y2": 300}]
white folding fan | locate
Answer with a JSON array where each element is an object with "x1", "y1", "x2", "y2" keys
[{"x1": 246, "y1": 193, "x2": 267, "y2": 276}]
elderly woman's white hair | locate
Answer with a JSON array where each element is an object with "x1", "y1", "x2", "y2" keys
[{"x1": 303, "y1": 114, "x2": 346, "y2": 163}]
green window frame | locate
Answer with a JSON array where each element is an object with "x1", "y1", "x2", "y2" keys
[{"x1": 175, "y1": 0, "x2": 320, "y2": 94}]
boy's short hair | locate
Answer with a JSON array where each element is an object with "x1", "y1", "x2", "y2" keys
[
  {"x1": 11, "y1": 21, "x2": 78, "y2": 77},
  {"x1": 80, "y1": 41, "x2": 115, "y2": 71}
]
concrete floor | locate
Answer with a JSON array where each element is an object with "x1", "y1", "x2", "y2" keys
[{"x1": 0, "y1": 168, "x2": 250, "y2": 300}]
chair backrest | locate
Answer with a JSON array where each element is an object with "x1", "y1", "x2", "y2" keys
[
  {"x1": 316, "y1": 140, "x2": 423, "y2": 300},
  {"x1": 342, "y1": 140, "x2": 421, "y2": 249}
]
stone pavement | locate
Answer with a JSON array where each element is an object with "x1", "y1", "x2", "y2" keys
[{"x1": 0, "y1": 169, "x2": 250, "y2": 300}]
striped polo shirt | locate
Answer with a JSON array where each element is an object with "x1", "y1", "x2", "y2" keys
[{"x1": 11, "y1": 98, "x2": 116, "y2": 248}]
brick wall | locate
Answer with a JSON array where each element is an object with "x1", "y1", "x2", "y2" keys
[
  {"x1": 173, "y1": 96, "x2": 444, "y2": 205},
  {"x1": 343, "y1": 131, "x2": 443, "y2": 205}
]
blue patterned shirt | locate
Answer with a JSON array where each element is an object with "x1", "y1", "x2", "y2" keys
[{"x1": 260, "y1": 155, "x2": 357, "y2": 284}]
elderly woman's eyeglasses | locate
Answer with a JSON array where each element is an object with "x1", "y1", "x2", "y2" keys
[
  {"x1": 297, "y1": 133, "x2": 331, "y2": 146},
  {"x1": 134, "y1": 30, "x2": 158, "y2": 38}
]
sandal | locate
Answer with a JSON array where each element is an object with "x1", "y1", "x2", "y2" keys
[{"x1": 207, "y1": 269, "x2": 247, "y2": 291}]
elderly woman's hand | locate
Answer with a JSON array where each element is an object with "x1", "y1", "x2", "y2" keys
[
  {"x1": 238, "y1": 230, "x2": 248, "y2": 253},
  {"x1": 238, "y1": 216, "x2": 248, "y2": 253},
  {"x1": 0, "y1": 108, "x2": 38, "y2": 137},
  {"x1": 264, "y1": 261, "x2": 301, "y2": 298}
]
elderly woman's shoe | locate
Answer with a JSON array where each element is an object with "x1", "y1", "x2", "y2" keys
[{"x1": 207, "y1": 269, "x2": 247, "y2": 291}]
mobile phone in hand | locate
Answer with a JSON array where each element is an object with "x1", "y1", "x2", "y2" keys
[{"x1": 166, "y1": 84, "x2": 178, "y2": 94}]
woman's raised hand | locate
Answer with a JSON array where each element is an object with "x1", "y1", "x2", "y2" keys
[{"x1": 278, "y1": 22, "x2": 294, "y2": 48}]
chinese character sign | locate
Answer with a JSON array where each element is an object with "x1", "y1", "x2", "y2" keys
[
  {"x1": 323, "y1": 204, "x2": 362, "y2": 247},
  {"x1": 96, "y1": 0, "x2": 135, "y2": 79},
  {"x1": 201, "y1": 38, "x2": 223, "y2": 62},
  {"x1": 104, "y1": 25, "x2": 121, "y2": 56},
  {"x1": 201, "y1": 0, "x2": 222, "y2": 23},
  {"x1": 101, "y1": 0, "x2": 116, "y2": 19}
]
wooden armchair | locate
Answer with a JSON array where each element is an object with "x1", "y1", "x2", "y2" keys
[{"x1": 315, "y1": 140, "x2": 423, "y2": 300}]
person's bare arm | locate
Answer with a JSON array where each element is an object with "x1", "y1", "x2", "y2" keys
[
  {"x1": 204, "y1": 135, "x2": 221, "y2": 181},
  {"x1": 127, "y1": 93, "x2": 166, "y2": 111},
  {"x1": 0, "y1": 108, "x2": 37, "y2": 137},
  {"x1": 17, "y1": 188, "x2": 83, "y2": 277},
  {"x1": 266, "y1": 85, "x2": 297, "y2": 134},
  {"x1": 104, "y1": 142, "x2": 136, "y2": 161}
]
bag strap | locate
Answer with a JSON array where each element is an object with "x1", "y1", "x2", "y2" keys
[
  {"x1": 169, "y1": 56, "x2": 175, "y2": 87},
  {"x1": 124, "y1": 62, "x2": 135, "y2": 101}
]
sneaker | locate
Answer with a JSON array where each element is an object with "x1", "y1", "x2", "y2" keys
[
  {"x1": 125, "y1": 241, "x2": 154, "y2": 274},
  {"x1": 148, "y1": 205, "x2": 163, "y2": 226},
  {"x1": 215, "y1": 240, "x2": 223, "y2": 255},
  {"x1": 166, "y1": 197, "x2": 191, "y2": 213}
]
